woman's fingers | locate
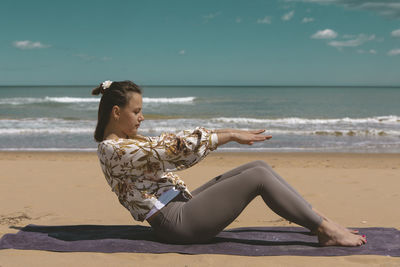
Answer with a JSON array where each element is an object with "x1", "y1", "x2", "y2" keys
[
  {"x1": 248, "y1": 134, "x2": 272, "y2": 144},
  {"x1": 250, "y1": 129, "x2": 266, "y2": 134},
  {"x1": 254, "y1": 134, "x2": 272, "y2": 140},
  {"x1": 255, "y1": 135, "x2": 266, "y2": 140},
  {"x1": 234, "y1": 131, "x2": 272, "y2": 145},
  {"x1": 248, "y1": 129, "x2": 271, "y2": 138}
]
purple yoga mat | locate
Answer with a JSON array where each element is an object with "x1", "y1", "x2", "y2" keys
[{"x1": 1, "y1": 224, "x2": 399, "y2": 256}]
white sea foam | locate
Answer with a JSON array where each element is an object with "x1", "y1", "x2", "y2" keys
[
  {"x1": 0, "y1": 147, "x2": 97, "y2": 152},
  {"x1": 0, "y1": 96, "x2": 196, "y2": 105},
  {"x1": 0, "y1": 97, "x2": 42, "y2": 105},
  {"x1": 212, "y1": 116, "x2": 400, "y2": 125},
  {"x1": 0, "y1": 128, "x2": 94, "y2": 134},
  {"x1": 142, "y1": 97, "x2": 195, "y2": 103},
  {"x1": 0, "y1": 118, "x2": 95, "y2": 135},
  {"x1": 0, "y1": 97, "x2": 99, "y2": 105},
  {"x1": 1, "y1": 116, "x2": 399, "y2": 137},
  {"x1": 44, "y1": 97, "x2": 100, "y2": 103},
  {"x1": 139, "y1": 128, "x2": 400, "y2": 137}
]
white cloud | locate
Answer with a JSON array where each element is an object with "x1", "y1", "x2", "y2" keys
[
  {"x1": 203, "y1": 12, "x2": 221, "y2": 23},
  {"x1": 311, "y1": 29, "x2": 338, "y2": 39},
  {"x1": 388, "y1": 49, "x2": 400, "y2": 56},
  {"x1": 284, "y1": 0, "x2": 400, "y2": 19},
  {"x1": 357, "y1": 49, "x2": 377, "y2": 54},
  {"x1": 282, "y1": 10, "x2": 295, "y2": 21},
  {"x1": 328, "y1": 34, "x2": 375, "y2": 48},
  {"x1": 178, "y1": 50, "x2": 186, "y2": 55},
  {"x1": 257, "y1": 16, "x2": 272, "y2": 24},
  {"x1": 391, "y1": 29, "x2": 400, "y2": 38},
  {"x1": 236, "y1": 17, "x2": 242, "y2": 23},
  {"x1": 302, "y1": 17, "x2": 315, "y2": 23},
  {"x1": 13, "y1": 40, "x2": 50, "y2": 50}
]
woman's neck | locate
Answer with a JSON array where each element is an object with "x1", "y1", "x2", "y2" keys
[{"x1": 103, "y1": 123, "x2": 128, "y2": 140}]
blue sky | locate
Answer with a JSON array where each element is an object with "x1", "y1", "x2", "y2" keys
[{"x1": 1, "y1": 0, "x2": 400, "y2": 86}]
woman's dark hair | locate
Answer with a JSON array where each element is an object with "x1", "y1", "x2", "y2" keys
[{"x1": 92, "y1": 80, "x2": 142, "y2": 142}]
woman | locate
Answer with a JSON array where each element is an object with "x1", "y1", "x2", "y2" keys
[{"x1": 92, "y1": 80, "x2": 366, "y2": 246}]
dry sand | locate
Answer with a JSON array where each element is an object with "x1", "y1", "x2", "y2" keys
[{"x1": 0, "y1": 151, "x2": 399, "y2": 266}]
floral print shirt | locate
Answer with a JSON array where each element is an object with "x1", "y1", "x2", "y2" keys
[{"x1": 97, "y1": 127, "x2": 219, "y2": 222}]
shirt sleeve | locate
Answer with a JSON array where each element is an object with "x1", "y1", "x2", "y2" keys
[
  {"x1": 102, "y1": 127, "x2": 219, "y2": 176},
  {"x1": 150, "y1": 126, "x2": 219, "y2": 172},
  {"x1": 97, "y1": 127, "x2": 219, "y2": 221}
]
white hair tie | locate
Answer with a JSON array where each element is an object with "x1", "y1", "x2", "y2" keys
[{"x1": 102, "y1": 80, "x2": 113, "y2": 90}]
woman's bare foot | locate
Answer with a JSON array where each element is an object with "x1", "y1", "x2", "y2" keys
[
  {"x1": 312, "y1": 208, "x2": 359, "y2": 235},
  {"x1": 310, "y1": 219, "x2": 359, "y2": 235},
  {"x1": 316, "y1": 220, "x2": 366, "y2": 247}
]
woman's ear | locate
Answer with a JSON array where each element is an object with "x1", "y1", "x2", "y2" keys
[{"x1": 111, "y1": 105, "x2": 121, "y2": 121}]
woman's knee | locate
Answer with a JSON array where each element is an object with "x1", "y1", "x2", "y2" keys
[
  {"x1": 250, "y1": 160, "x2": 272, "y2": 170},
  {"x1": 245, "y1": 166, "x2": 276, "y2": 184},
  {"x1": 234, "y1": 161, "x2": 272, "y2": 174},
  {"x1": 241, "y1": 166, "x2": 278, "y2": 197}
]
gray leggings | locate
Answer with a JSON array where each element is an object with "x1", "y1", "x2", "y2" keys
[{"x1": 148, "y1": 160, "x2": 323, "y2": 244}]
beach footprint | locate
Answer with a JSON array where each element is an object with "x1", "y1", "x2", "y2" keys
[
  {"x1": 0, "y1": 212, "x2": 31, "y2": 225},
  {"x1": 0, "y1": 211, "x2": 54, "y2": 225}
]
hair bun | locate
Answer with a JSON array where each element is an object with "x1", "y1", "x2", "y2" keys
[
  {"x1": 92, "y1": 80, "x2": 113, "y2": 95},
  {"x1": 91, "y1": 84, "x2": 104, "y2": 95}
]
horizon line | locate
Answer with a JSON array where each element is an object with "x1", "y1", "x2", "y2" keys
[{"x1": 0, "y1": 84, "x2": 399, "y2": 88}]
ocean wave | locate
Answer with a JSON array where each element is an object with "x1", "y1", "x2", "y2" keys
[
  {"x1": 0, "y1": 118, "x2": 95, "y2": 135},
  {"x1": 45, "y1": 97, "x2": 99, "y2": 103},
  {"x1": 4, "y1": 126, "x2": 397, "y2": 137},
  {"x1": 1, "y1": 116, "x2": 399, "y2": 137},
  {"x1": 212, "y1": 116, "x2": 400, "y2": 125},
  {"x1": 310, "y1": 129, "x2": 400, "y2": 137},
  {"x1": 0, "y1": 128, "x2": 94, "y2": 134},
  {"x1": 138, "y1": 127, "x2": 400, "y2": 137},
  {"x1": 0, "y1": 97, "x2": 99, "y2": 105},
  {"x1": 0, "y1": 96, "x2": 196, "y2": 105},
  {"x1": 0, "y1": 117, "x2": 94, "y2": 124},
  {"x1": 0, "y1": 97, "x2": 43, "y2": 105},
  {"x1": 142, "y1": 97, "x2": 196, "y2": 103},
  {"x1": 0, "y1": 147, "x2": 97, "y2": 152}
]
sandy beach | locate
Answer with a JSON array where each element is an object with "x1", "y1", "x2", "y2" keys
[{"x1": 0, "y1": 151, "x2": 399, "y2": 266}]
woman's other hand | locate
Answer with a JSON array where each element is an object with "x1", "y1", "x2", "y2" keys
[
  {"x1": 232, "y1": 129, "x2": 272, "y2": 145},
  {"x1": 216, "y1": 129, "x2": 272, "y2": 146}
]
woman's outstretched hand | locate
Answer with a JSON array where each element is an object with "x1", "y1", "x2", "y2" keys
[
  {"x1": 232, "y1": 129, "x2": 272, "y2": 145},
  {"x1": 215, "y1": 129, "x2": 272, "y2": 146}
]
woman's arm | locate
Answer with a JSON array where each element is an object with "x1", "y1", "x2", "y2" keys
[
  {"x1": 216, "y1": 129, "x2": 272, "y2": 146},
  {"x1": 213, "y1": 128, "x2": 238, "y2": 133}
]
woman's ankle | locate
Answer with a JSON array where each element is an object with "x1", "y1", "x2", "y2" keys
[{"x1": 316, "y1": 219, "x2": 334, "y2": 235}]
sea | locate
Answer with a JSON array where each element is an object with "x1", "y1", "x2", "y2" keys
[{"x1": 0, "y1": 85, "x2": 399, "y2": 153}]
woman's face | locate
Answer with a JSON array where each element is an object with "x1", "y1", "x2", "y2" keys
[{"x1": 116, "y1": 92, "x2": 144, "y2": 137}]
